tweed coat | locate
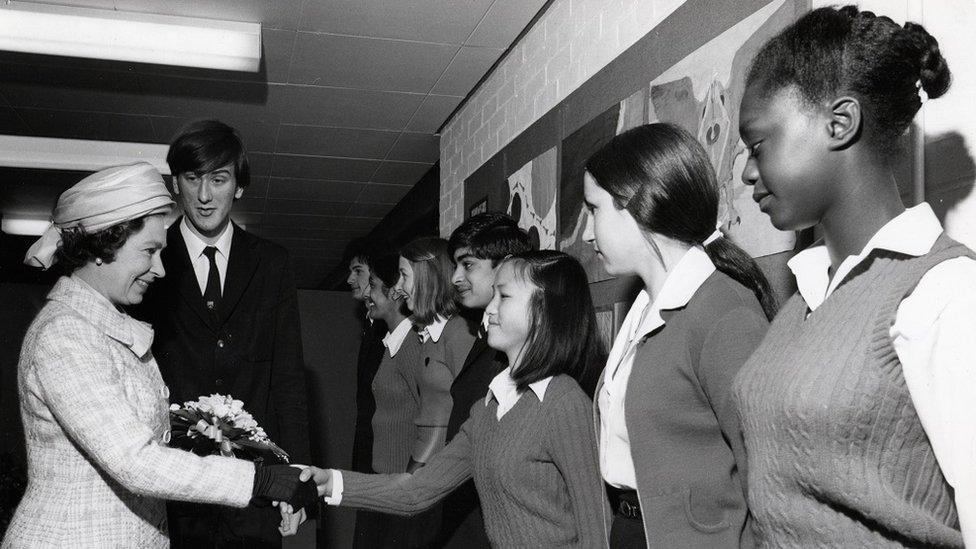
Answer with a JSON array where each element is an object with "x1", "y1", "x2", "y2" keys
[{"x1": 4, "y1": 276, "x2": 254, "y2": 549}]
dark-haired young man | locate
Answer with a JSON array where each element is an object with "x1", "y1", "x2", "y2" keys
[
  {"x1": 140, "y1": 119, "x2": 310, "y2": 548},
  {"x1": 438, "y1": 212, "x2": 532, "y2": 547}
]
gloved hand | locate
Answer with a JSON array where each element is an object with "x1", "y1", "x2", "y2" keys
[{"x1": 251, "y1": 464, "x2": 318, "y2": 512}]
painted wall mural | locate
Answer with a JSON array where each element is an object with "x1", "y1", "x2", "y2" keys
[{"x1": 463, "y1": 0, "x2": 803, "y2": 284}]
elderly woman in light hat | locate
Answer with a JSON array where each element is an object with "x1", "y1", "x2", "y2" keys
[{"x1": 4, "y1": 163, "x2": 316, "y2": 548}]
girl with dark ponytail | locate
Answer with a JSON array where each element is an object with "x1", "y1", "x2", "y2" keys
[
  {"x1": 583, "y1": 122, "x2": 773, "y2": 547},
  {"x1": 732, "y1": 6, "x2": 975, "y2": 547}
]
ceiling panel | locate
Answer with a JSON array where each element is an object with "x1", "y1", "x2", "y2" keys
[
  {"x1": 266, "y1": 178, "x2": 365, "y2": 202},
  {"x1": 262, "y1": 213, "x2": 378, "y2": 231},
  {"x1": 262, "y1": 28, "x2": 299, "y2": 84},
  {"x1": 386, "y1": 132, "x2": 440, "y2": 163},
  {"x1": 233, "y1": 197, "x2": 268, "y2": 214},
  {"x1": 18, "y1": 109, "x2": 158, "y2": 143},
  {"x1": 275, "y1": 125, "x2": 398, "y2": 158},
  {"x1": 136, "y1": 74, "x2": 271, "y2": 120},
  {"x1": 370, "y1": 161, "x2": 434, "y2": 185},
  {"x1": 0, "y1": 107, "x2": 30, "y2": 135},
  {"x1": 274, "y1": 85, "x2": 424, "y2": 130},
  {"x1": 346, "y1": 202, "x2": 396, "y2": 218},
  {"x1": 406, "y1": 94, "x2": 465, "y2": 132},
  {"x1": 289, "y1": 33, "x2": 457, "y2": 93},
  {"x1": 266, "y1": 199, "x2": 350, "y2": 216},
  {"x1": 298, "y1": 0, "x2": 495, "y2": 43},
  {"x1": 269, "y1": 238, "x2": 350, "y2": 254},
  {"x1": 467, "y1": 0, "x2": 550, "y2": 47},
  {"x1": 431, "y1": 46, "x2": 505, "y2": 95},
  {"x1": 244, "y1": 176, "x2": 270, "y2": 199},
  {"x1": 147, "y1": 115, "x2": 280, "y2": 153},
  {"x1": 271, "y1": 155, "x2": 379, "y2": 181},
  {"x1": 0, "y1": 64, "x2": 143, "y2": 112},
  {"x1": 252, "y1": 225, "x2": 369, "y2": 241},
  {"x1": 357, "y1": 183, "x2": 412, "y2": 204},
  {"x1": 248, "y1": 152, "x2": 276, "y2": 177}
]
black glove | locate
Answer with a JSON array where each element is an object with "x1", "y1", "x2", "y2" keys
[{"x1": 250, "y1": 464, "x2": 318, "y2": 512}]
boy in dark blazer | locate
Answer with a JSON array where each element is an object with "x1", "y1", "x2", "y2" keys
[
  {"x1": 140, "y1": 120, "x2": 310, "y2": 548},
  {"x1": 438, "y1": 213, "x2": 531, "y2": 548}
]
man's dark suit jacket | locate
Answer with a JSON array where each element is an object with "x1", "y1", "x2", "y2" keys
[
  {"x1": 140, "y1": 221, "x2": 310, "y2": 546},
  {"x1": 437, "y1": 329, "x2": 505, "y2": 549}
]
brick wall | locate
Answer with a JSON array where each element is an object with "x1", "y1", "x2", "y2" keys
[{"x1": 438, "y1": 0, "x2": 686, "y2": 235}]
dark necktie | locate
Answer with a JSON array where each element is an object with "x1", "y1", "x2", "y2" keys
[{"x1": 202, "y1": 246, "x2": 221, "y2": 312}]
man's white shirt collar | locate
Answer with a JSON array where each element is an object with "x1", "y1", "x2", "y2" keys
[
  {"x1": 481, "y1": 310, "x2": 490, "y2": 333},
  {"x1": 419, "y1": 315, "x2": 449, "y2": 343},
  {"x1": 382, "y1": 318, "x2": 413, "y2": 358},
  {"x1": 788, "y1": 203, "x2": 942, "y2": 311},
  {"x1": 180, "y1": 217, "x2": 233, "y2": 261},
  {"x1": 485, "y1": 367, "x2": 552, "y2": 419}
]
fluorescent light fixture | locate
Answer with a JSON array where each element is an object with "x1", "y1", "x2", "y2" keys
[
  {"x1": 1, "y1": 217, "x2": 50, "y2": 236},
  {"x1": 0, "y1": 1, "x2": 261, "y2": 72},
  {"x1": 0, "y1": 135, "x2": 170, "y2": 174}
]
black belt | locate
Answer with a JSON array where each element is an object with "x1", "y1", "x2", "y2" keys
[{"x1": 606, "y1": 484, "x2": 641, "y2": 520}]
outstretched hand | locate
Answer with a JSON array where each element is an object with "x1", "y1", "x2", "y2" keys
[{"x1": 298, "y1": 466, "x2": 333, "y2": 497}]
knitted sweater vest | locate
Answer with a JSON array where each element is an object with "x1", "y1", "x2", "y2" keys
[{"x1": 732, "y1": 234, "x2": 972, "y2": 548}]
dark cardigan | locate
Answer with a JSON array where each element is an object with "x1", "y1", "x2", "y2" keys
[{"x1": 595, "y1": 271, "x2": 768, "y2": 548}]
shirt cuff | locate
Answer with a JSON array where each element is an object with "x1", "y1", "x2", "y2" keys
[{"x1": 323, "y1": 469, "x2": 343, "y2": 506}]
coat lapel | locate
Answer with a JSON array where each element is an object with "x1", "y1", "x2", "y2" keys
[
  {"x1": 216, "y1": 225, "x2": 260, "y2": 326},
  {"x1": 167, "y1": 224, "x2": 218, "y2": 332}
]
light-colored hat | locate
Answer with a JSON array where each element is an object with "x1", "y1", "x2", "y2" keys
[{"x1": 25, "y1": 162, "x2": 175, "y2": 269}]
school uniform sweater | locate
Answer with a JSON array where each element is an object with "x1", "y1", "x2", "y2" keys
[
  {"x1": 339, "y1": 374, "x2": 610, "y2": 548},
  {"x1": 732, "y1": 234, "x2": 972, "y2": 547},
  {"x1": 370, "y1": 332, "x2": 423, "y2": 474}
]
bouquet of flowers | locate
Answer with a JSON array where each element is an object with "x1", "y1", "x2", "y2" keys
[{"x1": 168, "y1": 394, "x2": 289, "y2": 464}]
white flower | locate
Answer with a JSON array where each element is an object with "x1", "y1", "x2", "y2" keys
[
  {"x1": 169, "y1": 403, "x2": 180, "y2": 411},
  {"x1": 230, "y1": 400, "x2": 244, "y2": 414},
  {"x1": 211, "y1": 403, "x2": 229, "y2": 418}
]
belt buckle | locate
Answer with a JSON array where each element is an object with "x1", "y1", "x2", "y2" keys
[{"x1": 619, "y1": 499, "x2": 641, "y2": 520}]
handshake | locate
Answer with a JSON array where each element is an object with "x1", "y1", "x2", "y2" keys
[
  {"x1": 251, "y1": 465, "x2": 333, "y2": 537},
  {"x1": 250, "y1": 464, "x2": 319, "y2": 511}
]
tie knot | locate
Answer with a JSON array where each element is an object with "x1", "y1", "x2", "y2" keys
[{"x1": 203, "y1": 246, "x2": 218, "y2": 261}]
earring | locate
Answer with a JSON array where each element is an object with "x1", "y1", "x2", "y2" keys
[{"x1": 95, "y1": 257, "x2": 103, "y2": 266}]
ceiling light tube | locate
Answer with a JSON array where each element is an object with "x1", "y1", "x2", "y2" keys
[
  {"x1": 0, "y1": 1, "x2": 261, "y2": 72},
  {"x1": 0, "y1": 135, "x2": 170, "y2": 174}
]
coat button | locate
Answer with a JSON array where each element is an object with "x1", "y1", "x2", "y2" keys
[
  {"x1": 217, "y1": 339, "x2": 225, "y2": 348},
  {"x1": 163, "y1": 429, "x2": 171, "y2": 443},
  {"x1": 215, "y1": 378, "x2": 224, "y2": 387}
]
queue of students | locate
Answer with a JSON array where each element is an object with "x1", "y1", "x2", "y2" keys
[{"x1": 290, "y1": 6, "x2": 973, "y2": 548}]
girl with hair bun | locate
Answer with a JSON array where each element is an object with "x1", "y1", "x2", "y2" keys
[
  {"x1": 583, "y1": 122, "x2": 774, "y2": 547},
  {"x1": 732, "y1": 6, "x2": 975, "y2": 547}
]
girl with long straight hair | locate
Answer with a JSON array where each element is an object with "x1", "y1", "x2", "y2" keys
[
  {"x1": 584, "y1": 122, "x2": 775, "y2": 547},
  {"x1": 393, "y1": 237, "x2": 476, "y2": 470},
  {"x1": 299, "y1": 251, "x2": 611, "y2": 547},
  {"x1": 733, "y1": 6, "x2": 975, "y2": 546}
]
